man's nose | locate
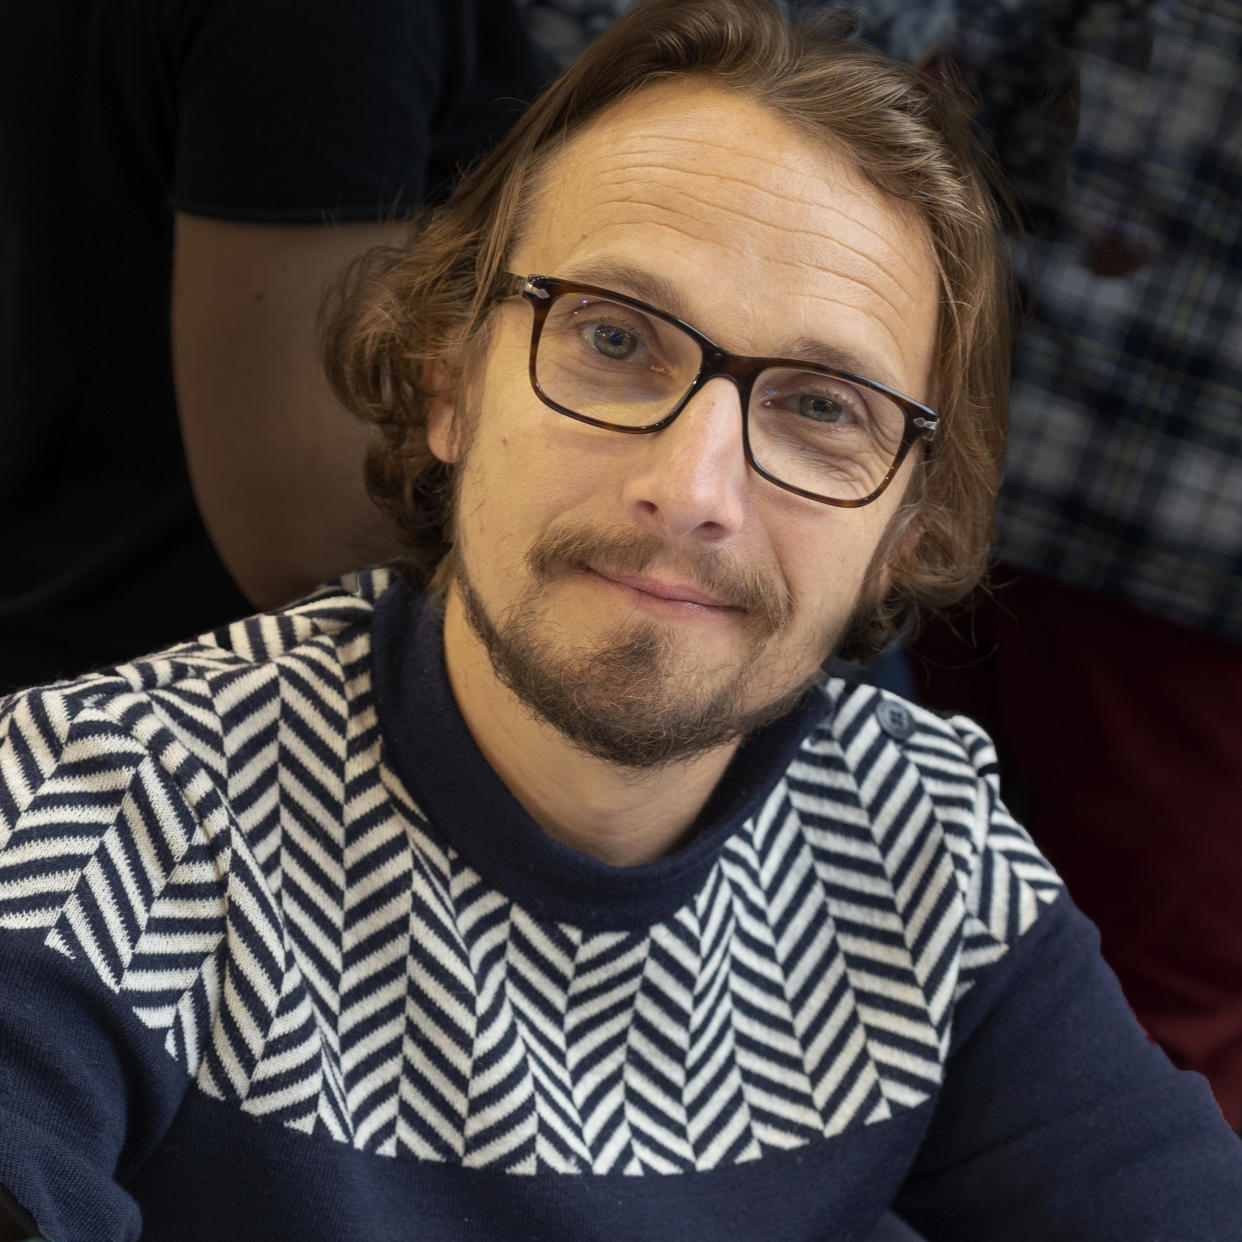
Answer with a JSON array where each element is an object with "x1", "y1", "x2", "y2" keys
[{"x1": 619, "y1": 378, "x2": 751, "y2": 542}]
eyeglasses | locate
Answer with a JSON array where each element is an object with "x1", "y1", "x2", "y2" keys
[{"x1": 497, "y1": 272, "x2": 938, "y2": 508}]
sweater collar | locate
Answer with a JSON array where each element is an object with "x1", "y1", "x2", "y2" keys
[{"x1": 370, "y1": 576, "x2": 828, "y2": 931}]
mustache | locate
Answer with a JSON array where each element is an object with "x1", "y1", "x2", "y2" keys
[{"x1": 526, "y1": 524, "x2": 792, "y2": 636}]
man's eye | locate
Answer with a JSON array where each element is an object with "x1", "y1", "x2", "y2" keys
[
  {"x1": 788, "y1": 385, "x2": 872, "y2": 428},
  {"x1": 588, "y1": 322, "x2": 641, "y2": 360},
  {"x1": 798, "y1": 393, "x2": 848, "y2": 423}
]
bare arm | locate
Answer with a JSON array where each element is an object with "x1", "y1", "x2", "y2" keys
[{"x1": 172, "y1": 213, "x2": 408, "y2": 610}]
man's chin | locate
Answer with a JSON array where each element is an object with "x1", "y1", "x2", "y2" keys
[
  {"x1": 494, "y1": 623, "x2": 813, "y2": 769},
  {"x1": 521, "y1": 672, "x2": 790, "y2": 771}
]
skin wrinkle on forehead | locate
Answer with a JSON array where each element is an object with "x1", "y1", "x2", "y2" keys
[
  {"x1": 567, "y1": 113, "x2": 935, "y2": 283},
  {"x1": 593, "y1": 154, "x2": 933, "y2": 296},
  {"x1": 578, "y1": 159, "x2": 920, "y2": 308},
  {"x1": 588, "y1": 179, "x2": 920, "y2": 331}
]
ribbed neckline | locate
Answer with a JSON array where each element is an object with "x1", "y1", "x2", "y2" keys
[{"x1": 370, "y1": 577, "x2": 829, "y2": 931}]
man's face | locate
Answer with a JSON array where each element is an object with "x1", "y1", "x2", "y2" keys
[{"x1": 430, "y1": 82, "x2": 939, "y2": 768}]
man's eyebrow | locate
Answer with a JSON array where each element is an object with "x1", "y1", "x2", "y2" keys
[
  {"x1": 780, "y1": 338, "x2": 903, "y2": 391},
  {"x1": 561, "y1": 259, "x2": 903, "y2": 390},
  {"x1": 561, "y1": 260, "x2": 692, "y2": 321}
]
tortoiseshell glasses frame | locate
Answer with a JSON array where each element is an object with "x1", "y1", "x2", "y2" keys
[{"x1": 495, "y1": 272, "x2": 939, "y2": 508}]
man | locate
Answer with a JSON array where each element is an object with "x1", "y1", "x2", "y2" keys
[{"x1": 0, "y1": 2, "x2": 1238, "y2": 1240}]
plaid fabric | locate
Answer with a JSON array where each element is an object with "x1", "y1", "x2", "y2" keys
[{"x1": 961, "y1": 0, "x2": 1242, "y2": 637}]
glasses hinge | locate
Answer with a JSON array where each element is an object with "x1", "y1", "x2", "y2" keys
[
  {"x1": 913, "y1": 415, "x2": 939, "y2": 440},
  {"x1": 525, "y1": 276, "x2": 552, "y2": 299}
]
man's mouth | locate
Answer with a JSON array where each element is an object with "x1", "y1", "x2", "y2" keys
[
  {"x1": 526, "y1": 524, "x2": 790, "y2": 635},
  {"x1": 587, "y1": 565, "x2": 741, "y2": 611}
]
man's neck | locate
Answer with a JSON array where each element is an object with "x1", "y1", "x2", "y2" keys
[{"x1": 439, "y1": 591, "x2": 739, "y2": 867}]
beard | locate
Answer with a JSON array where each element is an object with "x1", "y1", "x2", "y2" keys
[{"x1": 454, "y1": 522, "x2": 833, "y2": 769}]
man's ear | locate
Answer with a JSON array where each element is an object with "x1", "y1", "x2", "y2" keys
[{"x1": 425, "y1": 360, "x2": 460, "y2": 464}]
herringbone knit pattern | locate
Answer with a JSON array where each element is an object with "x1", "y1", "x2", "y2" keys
[{"x1": 0, "y1": 571, "x2": 1061, "y2": 1175}]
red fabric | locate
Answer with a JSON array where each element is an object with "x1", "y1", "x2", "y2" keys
[{"x1": 912, "y1": 567, "x2": 1242, "y2": 1129}]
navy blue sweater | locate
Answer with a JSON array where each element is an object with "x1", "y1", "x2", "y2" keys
[{"x1": 0, "y1": 570, "x2": 1239, "y2": 1240}]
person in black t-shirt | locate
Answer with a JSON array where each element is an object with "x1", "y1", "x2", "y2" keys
[{"x1": 0, "y1": 0, "x2": 550, "y2": 694}]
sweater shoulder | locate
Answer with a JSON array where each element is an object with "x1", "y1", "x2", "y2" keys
[
  {"x1": 791, "y1": 679, "x2": 1063, "y2": 953},
  {"x1": 1, "y1": 568, "x2": 392, "y2": 716},
  {"x1": 0, "y1": 570, "x2": 394, "y2": 939}
]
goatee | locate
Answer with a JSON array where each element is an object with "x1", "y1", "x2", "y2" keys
[{"x1": 456, "y1": 522, "x2": 825, "y2": 769}]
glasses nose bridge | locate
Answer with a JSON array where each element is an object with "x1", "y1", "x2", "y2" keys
[{"x1": 680, "y1": 338, "x2": 760, "y2": 422}]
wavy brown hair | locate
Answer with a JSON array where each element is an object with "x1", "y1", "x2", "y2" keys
[{"x1": 323, "y1": 0, "x2": 1011, "y2": 662}]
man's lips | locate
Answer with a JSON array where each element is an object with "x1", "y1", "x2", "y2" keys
[
  {"x1": 527, "y1": 527, "x2": 789, "y2": 635},
  {"x1": 586, "y1": 566, "x2": 740, "y2": 611}
]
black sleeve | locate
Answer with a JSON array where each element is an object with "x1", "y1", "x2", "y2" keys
[
  {"x1": 892, "y1": 890, "x2": 1242, "y2": 1239},
  {"x1": 165, "y1": 0, "x2": 484, "y2": 220}
]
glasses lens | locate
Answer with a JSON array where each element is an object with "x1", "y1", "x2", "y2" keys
[
  {"x1": 749, "y1": 367, "x2": 906, "y2": 501},
  {"x1": 535, "y1": 292, "x2": 700, "y2": 426}
]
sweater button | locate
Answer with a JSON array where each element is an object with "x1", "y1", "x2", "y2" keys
[{"x1": 876, "y1": 698, "x2": 915, "y2": 740}]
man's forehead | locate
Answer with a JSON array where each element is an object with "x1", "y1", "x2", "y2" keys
[{"x1": 514, "y1": 81, "x2": 940, "y2": 392}]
